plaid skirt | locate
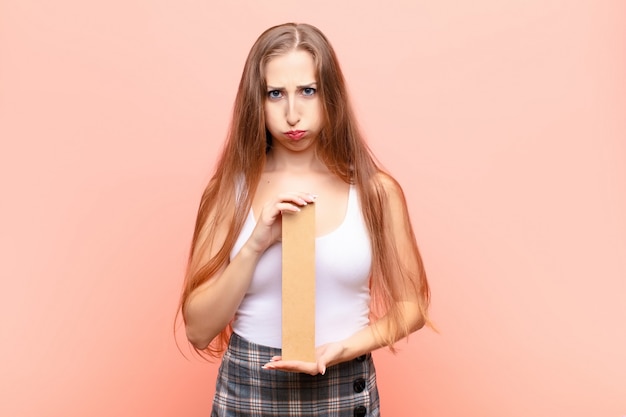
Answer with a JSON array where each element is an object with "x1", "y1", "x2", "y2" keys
[{"x1": 211, "y1": 333, "x2": 380, "y2": 417}]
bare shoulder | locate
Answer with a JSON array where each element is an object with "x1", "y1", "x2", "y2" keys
[{"x1": 371, "y1": 171, "x2": 407, "y2": 204}]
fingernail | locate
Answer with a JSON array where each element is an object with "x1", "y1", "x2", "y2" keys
[{"x1": 321, "y1": 367, "x2": 326, "y2": 375}]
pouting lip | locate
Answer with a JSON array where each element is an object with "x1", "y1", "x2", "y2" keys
[{"x1": 284, "y1": 130, "x2": 306, "y2": 140}]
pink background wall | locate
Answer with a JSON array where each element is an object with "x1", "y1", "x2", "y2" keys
[{"x1": 1, "y1": 1, "x2": 624, "y2": 416}]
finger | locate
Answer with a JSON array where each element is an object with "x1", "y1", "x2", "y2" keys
[
  {"x1": 275, "y1": 202, "x2": 303, "y2": 213},
  {"x1": 262, "y1": 360, "x2": 319, "y2": 375},
  {"x1": 298, "y1": 192, "x2": 318, "y2": 203},
  {"x1": 315, "y1": 354, "x2": 329, "y2": 375},
  {"x1": 317, "y1": 359, "x2": 327, "y2": 375},
  {"x1": 276, "y1": 192, "x2": 318, "y2": 206}
]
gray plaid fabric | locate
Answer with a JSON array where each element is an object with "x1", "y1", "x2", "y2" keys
[{"x1": 211, "y1": 333, "x2": 380, "y2": 416}]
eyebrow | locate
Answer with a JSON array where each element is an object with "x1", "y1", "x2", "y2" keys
[{"x1": 266, "y1": 82, "x2": 317, "y2": 90}]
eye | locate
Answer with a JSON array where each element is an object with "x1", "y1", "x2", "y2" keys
[
  {"x1": 302, "y1": 87, "x2": 317, "y2": 96},
  {"x1": 267, "y1": 90, "x2": 283, "y2": 99}
]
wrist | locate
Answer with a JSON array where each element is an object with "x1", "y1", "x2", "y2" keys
[
  {"x1": 241, "y1": 240, "x2": 266, "y2": 259},
  {"x1": 334, "y1": 327, "x2": 381, "y2": 365}
]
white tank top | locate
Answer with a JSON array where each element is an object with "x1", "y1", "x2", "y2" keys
[{"x1": 230, "y1": 186, "x2": 372, "y2": 348}]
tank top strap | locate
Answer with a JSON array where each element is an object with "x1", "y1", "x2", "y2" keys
[{"x1": 346, "y1": 185, "x2": 359, "y2": 222}]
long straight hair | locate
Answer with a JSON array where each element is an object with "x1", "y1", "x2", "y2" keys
[{"x1": 179, "y1": 23, "x2": 430, "y2": 357}]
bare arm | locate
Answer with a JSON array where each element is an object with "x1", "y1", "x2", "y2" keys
[
  {"x1": 184, "y1": 192, "x2": 317, "y2": 349},
  {"x1": 333, "y1": 173, "x2": 426, "y2": 358}
]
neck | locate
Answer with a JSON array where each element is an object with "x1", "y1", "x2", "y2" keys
[{"x1": 265, "y1": 147, "x2": 327, "y2": 173}]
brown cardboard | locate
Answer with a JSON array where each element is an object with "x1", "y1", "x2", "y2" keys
[{"x1": 281, "y1": 203, "x2": 316, "y2": 362}]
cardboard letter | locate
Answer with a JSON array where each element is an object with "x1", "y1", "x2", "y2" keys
[{"x1": 281, "y1": 203, "x2": 316, "y2": 362}]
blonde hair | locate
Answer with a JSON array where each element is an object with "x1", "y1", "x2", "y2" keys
[{"x1": 179, "y1": 23, "x2": 430, "y2": 357}]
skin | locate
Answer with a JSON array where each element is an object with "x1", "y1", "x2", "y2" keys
[{"x1": 184, "y1": 49, "x2": 425, "y2": 376}]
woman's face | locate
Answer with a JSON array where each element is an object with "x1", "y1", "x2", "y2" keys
[{"x1": 263, "y1": 50, "x2": 323, "y2": 153}]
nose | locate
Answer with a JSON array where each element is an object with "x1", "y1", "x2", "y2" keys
[{"x1": 285, "y1": 98, "x2": 300, "y2": 127}]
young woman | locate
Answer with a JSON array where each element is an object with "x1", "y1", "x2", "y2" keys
[{"x1": 179, "y1": 22, "x2": 431, "y2": 417}]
